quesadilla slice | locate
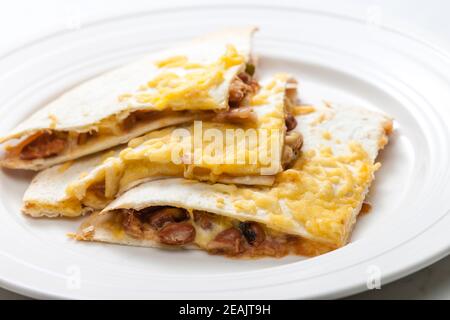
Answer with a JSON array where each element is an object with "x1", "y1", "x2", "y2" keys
[
  {"x1": 23, "y1": 74, "x2": 301, "y2": 218},
  {"x1": 0, "y1": 27, "x2": 257, "y2": 170},
  {"x1": 75, "y1": 102, "x2": 393, "y2": 258}
]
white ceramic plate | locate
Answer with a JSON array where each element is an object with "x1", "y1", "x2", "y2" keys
[{"x1": 0, "y1": 4, "x2": 449, "y2": 299}]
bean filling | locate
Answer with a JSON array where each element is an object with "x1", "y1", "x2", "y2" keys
[
  {"x1": 119, "y1": 206, "x2": 296, "y2": 257},
  {"x1": 12, "y1": 73, "x2": 258, "y2": 162},
  {"x1": 20, "y1": 132, "x2": 67, "y2": 160}
]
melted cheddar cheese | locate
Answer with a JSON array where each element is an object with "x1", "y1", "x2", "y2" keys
[
  {"x1": 13, "y1": 45, "x2": 247, "y2": 155},
  {"x1": 121, "y1": 45, "x2": 245, "y2": 111},
  {"x1": 124, "y1": 76, "x2": 287, "y2": 176},
  {"x1": 217, "y1": 142, "x2": 379, "y2": 246},
  {"x1": 64, "y1": 76, "x2": 290, "y2": 209},
  {"x1": 292, "y1": 105, "x2": 315, "y2": 115}
]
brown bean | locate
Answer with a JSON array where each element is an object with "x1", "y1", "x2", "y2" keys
[
  {"x1": 122, "y1": 212, "x2": 144, "y2": 238},
  {"x1": 228, "y1": 77, "x2": 248, "y2": 107},
  {"x1": 88, "y1": 183, "x2": 106, "y2": 198},
  {"x1": 158, "y1": 222, "x2": 196, "y2": 245},
  {"x1": 208, "y1": 228, "x2": 243, "y2": 254},
  {"x1": 147, "y1": 207, "x2": 189, "y2": 230},
  {"x1": 285, "y1": 113, "x2": 297, "y2": 131},
  {"x1": 239, "y1": 222, "x2": 265, "y2": 247},
  {"x1": 238, "y1": 72, "x2": 252, "y2": 84},
  {"x1": 282, "y1": 146, "x2": 295, "y2": 167},
  {"x1": 193, "y1": 210, "x2": 213, "y2": 230},
  {"x1": 285, "y1": 131, "x2": 303, "y2": 151},
  {"x1": 282, "y1": 131, "x2": 303, "y2": 168}
]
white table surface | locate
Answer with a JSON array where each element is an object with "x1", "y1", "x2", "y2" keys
[{"x1": 0, "y1": 0, "x2": 449, "y2": 300}]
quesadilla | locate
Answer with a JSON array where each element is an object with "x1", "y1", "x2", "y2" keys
[
  {"x1": 75, "y1": 102, "x2": 393, "y2": 258},
  {"x1": 0, "y1": 27, "x2": 257, "y2": 170},
  {"x1": 22, "y1": 74, "x2": 302, "y2": 218}
]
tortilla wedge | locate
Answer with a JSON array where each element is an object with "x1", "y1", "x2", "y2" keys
[
  {"x1": 22, "y1": 74, "x2": 301, "y2": 218},
  {"x1": 74, "y1": 102, "x2": 393, "y2": 258},
  {"x1": 0, "y1": 27, "x2": 257, "y2": 170}
]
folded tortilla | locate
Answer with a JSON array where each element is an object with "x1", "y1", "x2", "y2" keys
[
  {"x1": 23, "y1": 74, "x2": 301, "y2": 218},
  {"x1": 75, "y1": 102, "x2": 393, "y2": 258},
  {"x1": 0, "y1": 27, "x2": 257, "y2": 170}
]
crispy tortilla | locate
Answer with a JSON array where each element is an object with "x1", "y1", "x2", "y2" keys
[
  {"x1": 1, "y1": 27, "x2": 257, "y2": 170},
  {"x1": 75, "y1": 102, "x2": 393, "y2": 257},
  {"x1": 22, "y1": 74, "x2": 300, "y2": 218}
]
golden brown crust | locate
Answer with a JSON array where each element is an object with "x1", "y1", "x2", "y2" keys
[{"x1": 378, "y1": 118, "x2": 394, "y2": 149}]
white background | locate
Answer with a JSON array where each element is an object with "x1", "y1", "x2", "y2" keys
[{"x1": 0, "y1": 0, "x2": 449, "y2": 299}]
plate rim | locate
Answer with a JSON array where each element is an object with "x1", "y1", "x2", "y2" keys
[{"x1": 0, "y1": 3, "x2": 449, "y2": 299}]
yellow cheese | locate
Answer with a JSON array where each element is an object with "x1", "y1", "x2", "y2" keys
[
  {"x1": 223, "y1": 142, "x2": 379, "y2": 245},
  {"x1": 48, "y1": 114, "x2": 58, "y2": 129},
  {"x1": 322, "y1": 131, "x2": 332, "y2": 140},
  {"x1": 155, "y1": 55, "x2": 202, "y2": 69},
  {"x1": 216, "y1": 197, "x2": 225, "y2": 208},
  {"x1": 128, "y1": 45, "x2": 245, "y2": 111},
  {"x1": 57, "y1": 161, "x2": 73, "y2": 174},
  {"x1": 292, "y1": 105, "x2": 315, "y2": 115}
]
